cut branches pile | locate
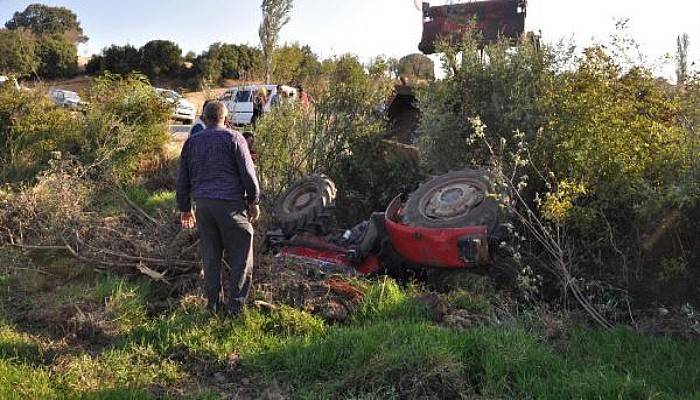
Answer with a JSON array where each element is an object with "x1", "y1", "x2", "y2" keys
[{"x1": 0, "y1": 158, "x2": 201, "y2": 290}]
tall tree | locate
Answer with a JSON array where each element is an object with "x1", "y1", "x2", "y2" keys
[
  {"x1": 139, "y1": 40, "x2": 182, "y2": 79},
  {"x1": 0, "y1": 29, "x2": 39, "y2": 76},
  {"x1": 5, "y1": 4, "x2": 87, "y2": 43},
  {"x1": 676, "y1": 33, "x2": 690, "y2": 87},
  {"x1": 259, "y1": 0, "x2": 293, "y2": 83},
  {"x1": 35, "y1": 36, "x2": 78, "y2": 79}
]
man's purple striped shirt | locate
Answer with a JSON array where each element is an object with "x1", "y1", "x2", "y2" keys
[{"x1": 176, "y1": 127, "x2": 260, "y2": 212}]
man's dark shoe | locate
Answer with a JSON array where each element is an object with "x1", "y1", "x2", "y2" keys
[{"x1": 226, "y1": 303, "x2": 245, "y2": 317}]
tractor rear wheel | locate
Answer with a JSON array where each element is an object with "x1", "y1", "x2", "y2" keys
[
  {"x1": 274, "y1": 175, "x2": 337, "y2": 234},
  {"x1": 402, "y1": 168, "x2": 501, "y2": 234}
]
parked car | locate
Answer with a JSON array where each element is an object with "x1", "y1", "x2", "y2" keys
[
  {"x1": 0, "y1": 75, "x2": 20, "y2": 90},
  {"x1": 220, "y1": 84, "x2": 297, "y2": 126},
  {"x1": 154, "y1": 88, "x2": 196, "y2": 124},
  {"x1": 50, "y1": 89, "x2": 84, "y2": 109}
]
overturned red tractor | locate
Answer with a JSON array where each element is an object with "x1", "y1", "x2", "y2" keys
[
  {"x1": 418, "y1": 0, "x2": 527, "y2": 54},
  {"x1": 266, "y1": 169, "x2": 506, "y2": 277}
]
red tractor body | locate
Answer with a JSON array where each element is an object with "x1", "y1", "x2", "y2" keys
[{"x1": 274, "y1": 195, "x2": 492, "y2": 275}]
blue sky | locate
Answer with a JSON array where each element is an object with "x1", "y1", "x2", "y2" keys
[{"x1": 1, "y1": 0, "x2": 698, "y2": 79}]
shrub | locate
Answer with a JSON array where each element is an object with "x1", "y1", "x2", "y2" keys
[
  {"x1": 139, "y1": 40, "x2": 182, "y2": 79},
  {"x1": 0, "y1": 87, "x2": 80, "y2": 181},
  {"x1": 272, "y1": 43, "x2": 321, "y2": 85},
  {"x1": 86, "y1": 44, "x2": 141, "y2": 76},
  {"x1": 417, "y1": 33, "x2": 551, "y2": 174},
  {"x1": 0, "y1": 73, "x2": 171, "y2": 184},
  {"x1": 81, "y1": 73, "x2": 172, "y2": 181},
  {"x1": 418, "y1": 32, "x2": 700, "y2": 303},
  {"x1": 35, "y1": 35, "x2": 78, "y2": 79},
  {"x1": 254, "y1": 54, "x2": 402, "y2": 221},
  {"x1": 0, "y1": 29, "x2": 39, "y2": 76},
  {"x1": 189, "y1": 43, "x2": 263, "y2": 88}
]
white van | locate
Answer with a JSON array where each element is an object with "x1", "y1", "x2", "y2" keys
[{"x1": 221, "y1": 84, "x2": 297, "y2": 126}]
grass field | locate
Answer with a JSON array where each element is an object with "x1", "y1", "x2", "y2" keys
[{"x1": 0, "y1": 258, "x2": 699, "y2": 400}]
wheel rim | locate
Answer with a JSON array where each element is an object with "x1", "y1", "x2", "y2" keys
[
  {"x1": 283, "y1": 183, "x2": 318, "y2": 213},
  {"x1": 419, "y1": 180, "x2": 484, "y2": 221}
]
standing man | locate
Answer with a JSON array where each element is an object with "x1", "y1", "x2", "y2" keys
[
  {"x1": 188, "y1": 100, "x2": 212, "y2": 137},
  {"x1": 176, "y1": 101, "x2": 261, "y2": 315},
  {"x1": 270, "y1": 84, "x2": 284, "y2": 107}
]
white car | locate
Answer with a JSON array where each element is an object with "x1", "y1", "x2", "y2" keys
[
  {"x1": 50, "y1": 89, "x2": 84, "y2": 109},
  {"x1": 0, "y1": 75, "x2": 20, "y2": 90},
  {"x1": 155, "y1": 88, "x2": 196, "y2": 124},
  {"x1": 220, "y1": 84, "x2": 297, "y2": 126}
]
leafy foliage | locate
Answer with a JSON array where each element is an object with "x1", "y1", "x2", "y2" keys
[
  {"x1": 5, "y1": 3, "x2": 87, "y2": 43},
  {"x1": 139, "y1": 40, "x2": 182, "y2": 80},
  {"x1": 0, "y1": 86, "x2": 80, "y2": 181},
  {"x1": 0, "y1": 73, "x2": 171, "y2": 183},
  {"x1": 35, "y1": 35, "x2": 78, "y2": 79},
  {"x1": 190, "y1": 43, "x2": 263, "y2": 87},
  {"x1": 255, "y1": 54, "x2": 415, "y2": 222},
  {"x1": 272, "y1": 43, "x2": 321, "y2": 85},
  {"x1": 418, "y1": 34, "x2": 550, "y2": 174},
  {"x1": 81, "y1": 73, "x2": 172, "y2": 181},
  {"x1": 86, "y1": 44, "x2": 141, "y2": 75},
  {"x1": 418, "y1": 31, "x2": 700, "y2": 298},
  {"x1": 0, "y1": 29, "x2": 39, "y2": 76}
]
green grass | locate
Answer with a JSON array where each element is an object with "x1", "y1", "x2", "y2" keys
[
  {"x1": 0, "y1": 265, "x2": 698, "y2": 399},
  {"x1": 125, "y1": 187, "x2": 175, "y2": 214}
]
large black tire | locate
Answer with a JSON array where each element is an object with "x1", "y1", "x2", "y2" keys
[
  {"x1": 402, "y1": 168, "x2": 501, "y2": 234},
  {"x1": 274, "y1": 175, "x2": 337, "y2": 234}
]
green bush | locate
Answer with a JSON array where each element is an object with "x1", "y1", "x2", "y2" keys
[
  {"x1": 0, "y1": 73, "x2": 171, "y2": 184},
  {"x1": 0, "y1": 87, "x2": 80, "y2": 181},
  {"x1": 0, "y1": 29, "x2": 38, "y2": 76},
  {"x1": 417, "y1": 34, "x2": 551, "y2": 174},
  {"x1": 35, "y1": 35, "x2": 78, "y2": 79},
  {"x1": 86, "y1": 44, "x2": 141, "y2": 75},
  {"x1": 418, "y1": 32, "x2": 700, "y2": 296},
  {"x1": 81, "y1": 73, "x2": 172, "y2": 181},
  {"x1": 254, "y1": 54, "x2": 406, "y2": 222},
  {"x1": 139, "y1": 40, "x2": 182, "y2": 79},
  {"x1": 272, "y1": 43, "x2": 321, "y2": 85}
]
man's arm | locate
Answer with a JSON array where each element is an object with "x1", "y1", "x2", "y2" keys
[
  {"x1": 176, "y1": 140, "x2": 193, "y2": 213},
  {"x1": 233, "y1": 134, "x2": 260, "y2": 206}
]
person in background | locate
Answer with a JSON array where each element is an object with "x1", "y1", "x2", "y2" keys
[
  {"x1": 251, "y1": 87, "x2": 268, "y2": 129},
  {"x1": 177, "y1": 101, "x2": 260, "y2": 315},
  {"x1": 270, "y1": 84, "x2": 284, "y2": 107},
  {"x1": 298, "y1": 85, "x2": 314, "y2": 107},
  {"x1": 242, "y1": 131, "x2": 258, "y2": 164},
  {"x1": 189, "y1": 100, "x2": 212, "y2": 136}
]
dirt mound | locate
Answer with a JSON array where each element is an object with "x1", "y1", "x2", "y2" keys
[{"x1": 253, "y1": 254, "x2": 365, "y2": 322}]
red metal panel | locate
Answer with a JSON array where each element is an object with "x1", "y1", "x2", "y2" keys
[
  {"x1": 383, "y1": 195, "x2": 489, "y2": 268},
  {"x1": 384, "y1": 217, "x2": 488, "y2": 268}
]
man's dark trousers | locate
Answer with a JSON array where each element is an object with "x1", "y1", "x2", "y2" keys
[{"x1": 195, "y1": 198, "x2": 254, "y2": 313}]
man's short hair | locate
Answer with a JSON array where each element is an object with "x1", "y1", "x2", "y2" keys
[
  {"x1": 201, "y1": 99, "x2": 213, "y2": 113},
  {"x1": 203, "y1": 101, "x2": 227, "y2": 126}
]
